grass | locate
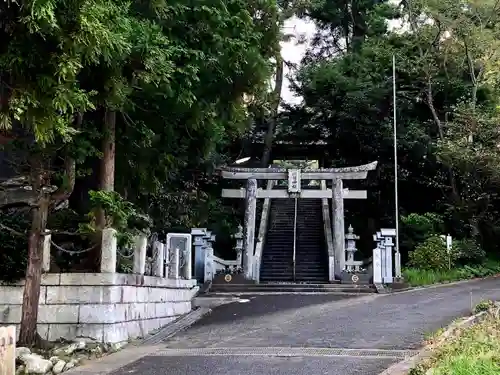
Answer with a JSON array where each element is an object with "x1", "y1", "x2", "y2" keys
[
  {"x1": 411, "y1": 310, "x2": 500, "y2": 375},
  {"x1": 403, "y1": 260, "x2": 500, "y2": 287}
]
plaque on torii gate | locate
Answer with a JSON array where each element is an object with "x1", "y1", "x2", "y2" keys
[{"x1": 219, "y1": 161, "x2": 378, "y2": 280}]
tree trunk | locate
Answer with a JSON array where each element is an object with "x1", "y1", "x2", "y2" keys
[
  {"x1": 18, "y1": 195, "x2": 49, "y2": 347},
  {"x1": 260, "y1": 55, "x2": 284, "y2": 168},
  {"x1": 100, "y1": 109, "x2": 116, "y2": 192},
  {"x1": 94, "y1": 108, "x2": 116, "y2": 270}
]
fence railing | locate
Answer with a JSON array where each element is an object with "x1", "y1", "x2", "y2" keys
[{"x1": 0, "y1": 326, "x2": 16, "y2": 375}]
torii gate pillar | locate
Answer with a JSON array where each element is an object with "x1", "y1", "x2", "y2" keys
[
  {"x1": 243, "y1": 178, "x2": 257, "y2": 279},
  {"x1": 332, "y1": 178, "x2": 345, "y2": 276}
]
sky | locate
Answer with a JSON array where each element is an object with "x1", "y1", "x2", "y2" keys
[
  {"x1": 280, "y1": 17, "x2": 316, "y2": 105},
  {"x1": 280, "y1": 2, "x2": 404, "y2": 105}
]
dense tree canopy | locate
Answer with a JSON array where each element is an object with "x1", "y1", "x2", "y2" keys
[
  {"x1": 279, "y1": 0, "x2": 500, "y2": 252},
  {"x1": 0, "y1": 0, "x2": 280, "y2": 346}
]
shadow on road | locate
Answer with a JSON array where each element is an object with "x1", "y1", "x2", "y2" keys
[{"x1": 191, "y1": 294, "x2": 358, "y2": 327}]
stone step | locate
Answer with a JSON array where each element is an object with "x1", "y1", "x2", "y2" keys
[
  {"x1": 260, "y1": 269, "x2": 327, "y2": 274},
  {"x1": 209, "y1": 283, "x2": 375, "y2": 294}
]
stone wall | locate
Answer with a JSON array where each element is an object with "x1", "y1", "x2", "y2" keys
[{"x1": 0, "y1": 273, "x2": 198, "y2": 343}]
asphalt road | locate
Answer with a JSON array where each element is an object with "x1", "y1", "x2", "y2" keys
[{"x1": 111, "y1": 277, "x2": 500, "y2": 375}]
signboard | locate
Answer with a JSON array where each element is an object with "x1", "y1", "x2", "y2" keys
[{"x1": 287, "y1": 169, "x2": 301, "y2": 193}]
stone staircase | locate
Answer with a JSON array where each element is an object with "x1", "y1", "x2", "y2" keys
[
  {"x1": 295, "y1": 198, "x2": 329, "y2": 282},
  {"x1": 259, "y1": 188, "x2": 329, "y2": 283},
  {"x1": 259, "y1": 198, "x2": 295, "y2": 282}
]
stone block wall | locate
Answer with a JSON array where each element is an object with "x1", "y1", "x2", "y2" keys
[{"x1": 0, "y1": 273, "x2": 199, "y2": 343}]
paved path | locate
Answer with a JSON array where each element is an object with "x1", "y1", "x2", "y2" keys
[{"x1": 111, "y1": 278, "x2": 500, "y2": 375}]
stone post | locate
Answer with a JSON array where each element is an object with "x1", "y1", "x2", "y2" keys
[
  {"x1": 372, "y1": 235, "x2": 383, "y2": 285},
  {"x1": 152, "y1": 241, "x2": 164, "y2": 277},
  {"x1": 233, "y1": 225, "x2": 244, "y2": 267},
  {"x1": 42, "y1": 232, "x2": 51, "y2": 272},
  {"x1": 100, "y1": 228, "x2": 117, "y2": 273},
  {"x1": 169, "y1": 247, "x2": 180, "y2": 279},
  {"x1": 204, "y1": 247, "x2": 214, "y2": 283},
  {"x1": 183, "y1": 237, "x2": 192, "y2": 280},
  {"x1": 164, "y1": 243, "x2": 170, "y2": 278},
  {"x1": 380, "y1": 228, "x2": 396, "y2": 283},
  {"x1": 332, "y1": 178, "x2": 345, "y2": 276},
  {"x1": 383, "y1": 236, "x2": 394, "y2": 283},
  {"x1": 133, "y1": 233, "x2": 148, "y2": 275},
  {"x1": 243, "y1": 178, "x2": 257, "y2": 279},
  {"x1": 192, "y1": 233, "x2": 206, "y2": 282}
]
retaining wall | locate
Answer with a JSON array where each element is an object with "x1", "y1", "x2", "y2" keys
[{"x1": 0, "y1": 273, "x2": 198, "y2": 343}]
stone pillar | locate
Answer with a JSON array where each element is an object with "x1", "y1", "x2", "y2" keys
[
  {"x1": 192, "y1": 231, "x2": 207, "y2": 282},
  {"x1": 164, "y1": 243, "x2": 170, "y2": 278},
  {"x1": 133, "y1": 233, "x2": 148, "y2": 275},
  {"x1": 100, "y1": 228, "x2": 117, "y2": 273},
  {"x1": 243, "y1": 178, "x2": 257, "y2": 279},
  {"x1": 372, "y1": 241, "x2": 383, "y2": 285},
  {"x1": 383, "y1": 236, "x2": 394, "y2": 283},
  {"x1": 332, "y1": 178, "x2": 345, "y2": 276},
  {"x1": 152, "y1": 241, "x2": 164, "y2": 277},
  {"x1": 204, "y1": 247, "x2": 214, "y2": 283},
  {"x1": 42, "y1": 232, "x2": 51, "y2": 272},
  {"x1": 184, "y1": 238, "x2": 192, "y2": 280},
  {"x1": 170, "y1": 247, "x2": 180, "y2": 279}
]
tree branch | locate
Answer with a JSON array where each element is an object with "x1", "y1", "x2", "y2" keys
[{"x1": 0, "y1": 223, "x2": 26, "y2": 237}]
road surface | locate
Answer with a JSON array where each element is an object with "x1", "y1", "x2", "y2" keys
[{"x1": 111, "y1": 278, "x2": 500, "y2": 375}]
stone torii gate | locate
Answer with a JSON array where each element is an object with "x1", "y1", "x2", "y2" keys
[{"x1": 219, "y1": 161, "x2": 378, "y2": 281}]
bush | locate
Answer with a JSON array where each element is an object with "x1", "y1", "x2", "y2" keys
[
  {"x1": 453, "y1": 238, "x2": 486, "y2": 265},
  {"x1": 401, "y1": 212, "x2": 444, "y2": 256},
  {"x1": 408, "y1": 235, "x2": 457, "y2": 271}
]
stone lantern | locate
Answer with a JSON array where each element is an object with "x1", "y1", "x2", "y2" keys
[
  {"x1": 345, "y1": 225, "x2": 359, "y2": 272},
  {"x1": 233, "y1": 225, "x2": 244, "y2": 266}
]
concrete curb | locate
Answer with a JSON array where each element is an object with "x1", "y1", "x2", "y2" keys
[
  {"x1": 377, "y1": 308, "x2": 489, "y2": 375},
  {"x1": 64, "y1": 344, "x2": 164, "y2": 375},
  {"x1": 383, "y1": 274, "x2": 500, "y2": 295},
  {"x1": 141, "y1": 307, "x2": 212, "y2": 345},
  {"x1": 204, "y1": 291, "x2": 374, "y2": 296},
  {"x1": 65, "y1": 307, "x2": 212, "y2": 375}
]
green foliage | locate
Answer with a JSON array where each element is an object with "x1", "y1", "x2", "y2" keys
[
  {"x1": 411, "y1": 309, "x2": 500, "y2": 375},
  {"x1": 403, "y1": 260, "x2": 500, "y2": 286},
  {"x1": 453, "y1": 238, "x2": 486, "y2": 265},
  {"x1": 401, "y1": 213, "x2": 444, "y2": 255},
  {"x1": 279, "y1": 0, "x2": 500, "y2": 257},
  {"x1": 474, "y1": 300, "x2": 495, "y2": 314},
  {"x1": 408, "y1": 235, "x2": 456, "y2": 271},
  {"x1": 0, "y1": 212, "x2": 29, "y2": 283},
  {"x1": 83, "y1": 190, "x2": 152, "y2": 247}
]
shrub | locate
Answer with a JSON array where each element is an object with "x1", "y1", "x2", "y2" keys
[
  {"x1": 474, "y1": 300, "x2": 494, "y2": 313},
  {"x1": 408, "y1": 235, "x2": 457, "y2": 271},
  {"x1": 453, "y1": 238, "x2": 486, "y2": 265},
  {"x1": 401, "y1": 212, "x2": 444, "y2": 256}
]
